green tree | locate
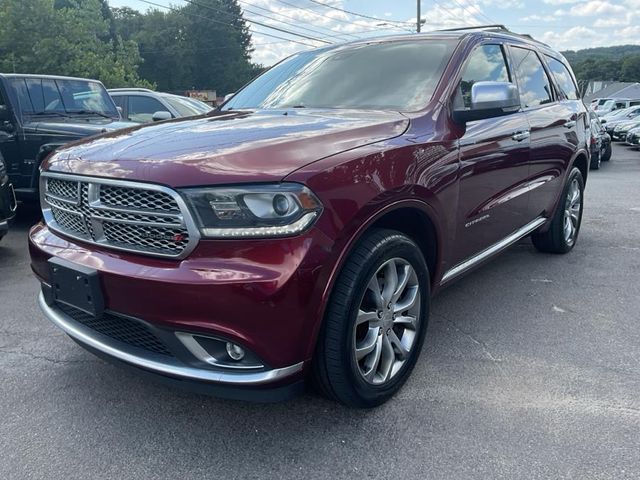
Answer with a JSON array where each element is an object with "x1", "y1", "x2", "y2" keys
[
  {"x1": 0, "y1": 0, "x2": 150, "y2": 87},
  {"x1": 620, "y1": 55, "x2": 640, "y2": 82}
]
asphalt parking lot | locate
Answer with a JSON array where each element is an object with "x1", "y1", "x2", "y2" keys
[{"x1": 1, "y1": 144, "x2": 639, "y2": 480}]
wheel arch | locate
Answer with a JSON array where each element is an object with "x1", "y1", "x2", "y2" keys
[
  {"x1": 305, "y1": 199, "x2": 444, "y2": 361},
  {"x1": 571, "y1": 150, "x2": 589, "y2": 185}
]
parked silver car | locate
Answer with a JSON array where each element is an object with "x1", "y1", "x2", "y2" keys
[{"x1": 108, "y1": 88, "x2": 212, "y2": 123}]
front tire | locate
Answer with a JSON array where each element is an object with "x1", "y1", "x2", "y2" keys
[
  {"x1": 532, "y1": 167, "x2": 584, "y2": 254},
  {"x1": 590, "y1": 149, "x2": 601, "y2": 170},
  {"x1": 313, "y1": 229, "x2": 430, "y2": 408}
]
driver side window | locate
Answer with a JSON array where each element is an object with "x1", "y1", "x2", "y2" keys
[{"x1": 459, "y1": 44, "x2": 510, "y2": 108}]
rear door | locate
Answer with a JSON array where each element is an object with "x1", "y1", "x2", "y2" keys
[
  {"x1": 509, "y1": 47, "x2": 581, "y2": 219},
  {"x1": 453, "y1": 43, "x2": 532, "y2": 265}
]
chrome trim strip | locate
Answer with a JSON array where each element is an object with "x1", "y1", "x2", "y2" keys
[
  {"x1": 39, "y1": 293, "x2": 303, "y2": 385},
  {"x1": 40, "y1": 172, "x2": 201, "y2": 260},
  {"x1": 9, "y1": 184, "x2": 18, "y2": 213},
  {"x1": 440, "y1": 216, "x2": 547, "y2": 285}
]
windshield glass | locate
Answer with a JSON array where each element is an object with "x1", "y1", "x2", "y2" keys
[
  {"x1": 9, "y1": 77, "x2": 118, "y2": 119},
  {"x1": 162, "y1": 95, "x2": 211, "y2": 116},
  {"x1": 223, "y1": 40, "x2": 457, "y2": 112}
]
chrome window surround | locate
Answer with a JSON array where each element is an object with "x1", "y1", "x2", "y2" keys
[{"x1": 40, "y1": 172, "x2": 201, "y2": 260}]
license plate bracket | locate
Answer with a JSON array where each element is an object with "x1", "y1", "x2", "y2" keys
[{"x1": 48, "y1": 258, "x2": 104, "y2": 317}]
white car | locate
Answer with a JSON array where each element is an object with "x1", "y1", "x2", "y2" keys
[
  {"x1": 595, "y1": 98, "x2": 640, "y2": 117},
  {"x1": 108, "y1": 88, "x2": 213, "y2": 123}
]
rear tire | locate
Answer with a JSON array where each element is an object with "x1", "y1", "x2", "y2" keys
[
  {"x1": 532, "y1": 167, "x2": 584, "y2": 254},
  {"x1": 313, "y1": 229, "x2": 430, "y2": 408}
]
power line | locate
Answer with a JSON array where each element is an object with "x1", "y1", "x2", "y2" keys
[
  {"x1": 237, "y1": 0, "x2": 361, "y2": 42},
  {"x1": 181, "y1": 0, "x2": 333, "y2": 44},
  {"x1": 447, "y1": 0, "x2": 496, "y2": 25},
  {"x1": 272, "y1": 0, "x2": 412, "y2": 36},
  {"x1": 306, "y1": 0, "x2": 411, "y2": 27},
  {"x1": 136, "y1": 0, "x2": 319, "y2": 47},
  {"x1": 139, "y1": 40, "x2": 289, "y2": 55},
  {"x1": 427, "y1": 0, "x2": 477, "y2": 28}
]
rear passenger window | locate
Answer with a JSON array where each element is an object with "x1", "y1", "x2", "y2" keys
[
  {"x1": 545, "y1": 56, "x2": 579, "y2": 100},
  {"x1": 459, "y1": 44, "x2": 510, "y2": 108},
  {"x1": 511, "y1": 47, "x2": 553, "y2": 108}
]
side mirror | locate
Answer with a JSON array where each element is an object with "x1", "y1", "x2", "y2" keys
[
  {"x1": 223, "y1": 93, "x2": 235, "y2": 103},
  {"x1": 152, "y1": 110, "x2": 172, "y2": 122},
  {"x1": 116, "y1": 106, "x2": 123, "y2": 116},
  {"x1": 453, "y1": 81, "x2": 520, "y2": 123}
]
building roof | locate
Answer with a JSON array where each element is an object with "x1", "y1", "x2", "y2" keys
[{"x1": 584, "y1": 82, "x2": 640, "y2": 103}]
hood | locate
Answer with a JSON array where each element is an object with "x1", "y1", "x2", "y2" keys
[
  {"x1": 32, "y1": 119, "x2": 136, "y2": 137},
  {"x1": 44, "y1": 109, "x2": 409, "y2": 186}
]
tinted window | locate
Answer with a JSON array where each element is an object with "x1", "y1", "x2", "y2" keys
[
  {"x1": 111, "y1": 95, "x2": 126, "y2": 109},
  {"x1": 8, "y1": 78, "x2": 118, "y2": 118},
  {"x1": 25, "y1": 79, "x2": 45, "y2": 112},
  {"x1": 459, "y1": 44, "x2": 510, "y2": 108},
  {"x1": 511, "y1": 47, "x2": 553, "y2": 108},
  {"x1": 224, "y1": 40, "x2": 458, "y2": 112},
  {"x1": 42, "y1": 80, "x2": 64, "y2": 111},
  {"x1": 545, "y1": 56, "x2": 578, "y2": 100},
  {"x1": 127, "y1": 96, "x2": 166, "y2": 123},
  {"x1": 161, "y1": 95, "x2": 204, "y2": 117}
]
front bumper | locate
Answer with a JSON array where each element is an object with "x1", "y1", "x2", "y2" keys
[
  {"x1": 38, "y1": 292, "x2": 304, "y2": 400},
  {"x1": 30, "y1": 221, "x2": 337, "y2": 396}
]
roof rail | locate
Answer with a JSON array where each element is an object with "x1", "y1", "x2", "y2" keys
[
  {"x1": 107, "y1": 87, "x2": 155, "y2": 93},
  {"x1": 435, "y1": 24, "x2": 550, "y2": 48}
]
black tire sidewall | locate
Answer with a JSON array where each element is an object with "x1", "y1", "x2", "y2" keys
[
  {"x1": 558, "y1": 167, "x2": 585, "y2": 252},
  {"x1": 320, "y1": 230, "x2": 430, "y2": 407}
]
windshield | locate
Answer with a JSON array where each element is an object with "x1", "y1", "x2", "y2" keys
[
  {"x1": 8, "y1": 77, "x2": 118, "y2": 119},
  {"x1": 223, "y1": 40, "x2": 457, "y2": 112},
  {"x1": 162, "y1": 95, "x2": 211, "y2": 116}
]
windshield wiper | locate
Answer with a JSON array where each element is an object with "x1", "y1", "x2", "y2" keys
[
  {"x1": 68, "y1": 109, "x2": 113, "y2": 119},
  {"x1": 29, "y1": 111, "x2": 72, "y2": 118}
]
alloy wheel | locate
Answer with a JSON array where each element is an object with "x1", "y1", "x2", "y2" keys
[
  {"x1": 353, "y1": 258, "x2": 421, "y2": 385},
  {"x1": 563, "y1": 178, "x2": 581, "y2": 245}
]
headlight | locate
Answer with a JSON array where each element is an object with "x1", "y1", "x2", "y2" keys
[{"x1": 181, "y1": 183, "x2": 322, "y2": 238}]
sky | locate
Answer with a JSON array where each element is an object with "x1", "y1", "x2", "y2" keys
[{"x1": 110, "y1": 0, "x2": 640, "y2": 66}]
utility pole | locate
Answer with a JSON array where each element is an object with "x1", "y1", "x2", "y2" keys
[{"x1": 417, "y1": 0, "x2": 421, "y2": 32}]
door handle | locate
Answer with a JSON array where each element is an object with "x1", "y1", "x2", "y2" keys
[
  {"x1": 564, "y1": 120, "x2": 576, "y2": 129},
  {"x1": 511, "y1": 130, "x2": 530, "y2": 142}
]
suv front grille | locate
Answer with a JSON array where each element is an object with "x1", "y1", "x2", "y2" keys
[
  {"x1": 56, "y1": 302, "x2": 173, "y2": 356},
  {"x1": 41, "y1": 173, "x2": 198, "y2": 258}
]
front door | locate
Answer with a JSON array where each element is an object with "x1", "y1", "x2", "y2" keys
[{"x1": 452, "y1": 43, "x2": 532, "y2": 266}]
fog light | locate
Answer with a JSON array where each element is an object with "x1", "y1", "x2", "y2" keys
[{"x1": 225, "y1": 342, "x2": 245, "y2": 361}]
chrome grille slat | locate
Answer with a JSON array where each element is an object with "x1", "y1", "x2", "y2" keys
[{"x1": 41, "y1": 173, "x2": 199, "y2": 259}]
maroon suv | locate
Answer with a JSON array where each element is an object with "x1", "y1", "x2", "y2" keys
[{"x1": 29, "y1": 28, "x2": 589, "y2": 407}]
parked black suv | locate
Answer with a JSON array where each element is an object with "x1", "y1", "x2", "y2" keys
[
  {"x1": 0, "y1": 74, "x2": 134, "y2": 199},
  {"x1": 0, "y1": 152, "x2": 16, "y2": 241}
]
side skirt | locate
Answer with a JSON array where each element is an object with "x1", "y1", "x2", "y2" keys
[{"x1": 440, "y1": 216, "x2": 547, "y2": 286}]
